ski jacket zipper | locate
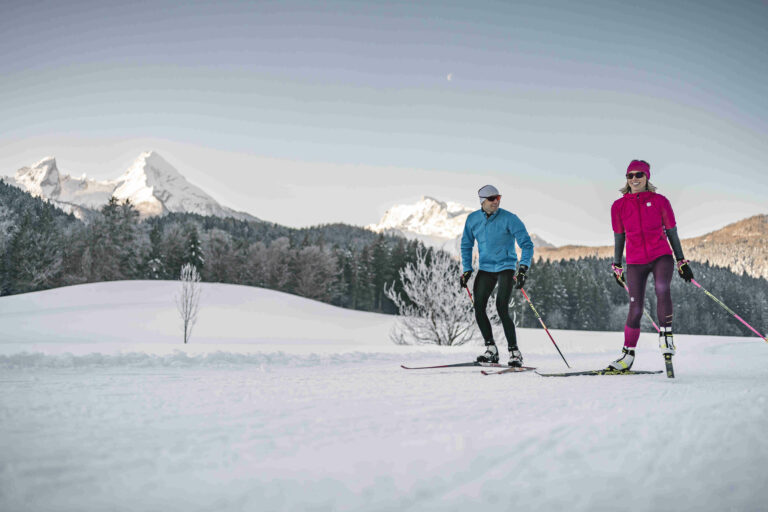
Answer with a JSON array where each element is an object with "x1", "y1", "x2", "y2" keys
[{"x1": 635, "y1": 194, "x2": 649, "y2": 262}]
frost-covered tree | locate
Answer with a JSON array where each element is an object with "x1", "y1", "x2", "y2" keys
[
  {"x1": 202, "y1": 228, "x2": 233, "y2": 283},
  {"x1": 145, "y1": 222, "x2": 166, "y2": 279},
  {"x1": 1, "y1": 210, "x2": 62, "y2": 294},
  {"x1": 183, "y1": 225, "x2": 205, "y2": 271},
  {"x1": 384, "y1": 247, "x2": 477, "y2": 346},
  {"x1": 176, "y1": 263, "x2": 202, "y2": 344},
  {"x1": 264, "y1": 237, "x2": 292, "y2": 290}
]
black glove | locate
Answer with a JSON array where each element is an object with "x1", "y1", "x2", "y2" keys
[
  {"x1": 611, "y1": 263, "x2": 626, "y2": 288},
  {"x1": 459, "y1": 270, "x2": 473, "y2": 289},
  {"x1": 677, "y1": 259, "x2": 694, "y2": 282},
  {"x1": 514, "y1": 265, "x2": 528, "y2": 289}
]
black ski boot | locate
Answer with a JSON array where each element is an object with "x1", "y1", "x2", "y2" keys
[
  {"x1": 477, "y1": 343, "x2": 499, "y2": 363},
  {"x1": 508, "y1": 348, "x2": 523, "y2": 367}
]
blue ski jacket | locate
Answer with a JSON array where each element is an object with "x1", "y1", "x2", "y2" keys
[{"x1": 460, "y1": 208, "x2": 534, "y2": 273}]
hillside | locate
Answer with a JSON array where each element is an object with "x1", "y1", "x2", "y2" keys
[{"x1": 536, "y1": 215, "x2": 768, "y2": 280}]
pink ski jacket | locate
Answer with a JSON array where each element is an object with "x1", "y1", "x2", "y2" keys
[{"x1": 611, "y1": 191, "x2": 676, "y2": 265}]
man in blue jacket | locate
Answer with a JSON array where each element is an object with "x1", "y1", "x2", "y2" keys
[{"x1": 460, "y1": 185, "x2": 534, "y2": 367}]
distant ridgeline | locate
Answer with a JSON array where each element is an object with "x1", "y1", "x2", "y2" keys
[
  {"x1": 536, "y1": 214, "x2": 768, "y2": 281},
  {"x1": 1, "y1": 180, "x2": 766, "y2": 337}
]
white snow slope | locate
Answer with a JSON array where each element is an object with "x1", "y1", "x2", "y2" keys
[{"x1": 1, "y1": 281, "x2": 767, "y2": 512}]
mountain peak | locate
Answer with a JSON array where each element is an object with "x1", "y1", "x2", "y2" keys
[
  {"x1": 368, "y1": 196, "x2": 553, "y2": 255},
  {"x1": 14, "y1": 156, "x2": 61, "y2": 197},
  {"x1": 5, "y1": 153, "x2": 259, "y2": 222},
  {"x1": 419, "y1": 195, "x2": 445, "y2": 205},
  {"x1": 369, "y1": 196, "x2": 474, "y2": 239},
  {"x1": 33, "y1": 156, "x2": 58, "y2": 168},
  {"x1": 121, "y1": 151, "x2": 180, "y2": 181}
]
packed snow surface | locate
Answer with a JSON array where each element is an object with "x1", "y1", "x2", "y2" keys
[{"x1": 1, "y1": 281, "x2": 767, "y2": 511}]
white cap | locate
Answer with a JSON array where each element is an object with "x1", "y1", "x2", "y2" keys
[{"x1": 478, "y1": 184, "x2": 500, "y2": 204}]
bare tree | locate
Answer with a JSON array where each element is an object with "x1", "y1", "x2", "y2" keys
[
  {"x1": 384, "y1": 247, "x2": 479, "y2": 346},
  {"x1": 176, "y1": 263, "x2": 202, "y2": 344},
  {"x1": 293, "y1": 245, "x2": 338, "y2": 301}
]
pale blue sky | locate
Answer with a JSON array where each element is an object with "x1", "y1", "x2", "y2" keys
[{"x1": 1, "y1": 0, "x2": 766, "y2": 245}]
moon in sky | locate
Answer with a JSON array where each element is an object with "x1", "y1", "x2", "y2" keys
[{"x1": 446, "y1": 73, "x2": 453, "y2": 81}]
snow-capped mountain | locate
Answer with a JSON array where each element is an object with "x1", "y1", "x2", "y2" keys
[
  {"x1": 367, "y1": 196, "x2": 553, "y2": 255},
  {"x1": 5, "y1": 152, "x2": 258, "y2": 221}
]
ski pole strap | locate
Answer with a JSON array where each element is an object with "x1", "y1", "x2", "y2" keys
[{"x1": 691, "y1": 279, "x2": 767, "y2": 342}]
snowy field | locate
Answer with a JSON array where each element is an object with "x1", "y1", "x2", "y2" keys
[{"x1": 1, "y1": 281, "x2": 767, "y2": 512}]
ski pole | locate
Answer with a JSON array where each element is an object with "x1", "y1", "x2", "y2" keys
[
  {"x1": 519, "y1": 288, "x2": 571, "y2": 368},
  {"x1": 690, "y1": 279, "x2": 767, "y2": 343},
  {"x1": 464, "y1": 286, "x2": 474, "y2": 305}
]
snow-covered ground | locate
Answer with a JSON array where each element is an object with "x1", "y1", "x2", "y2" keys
[{"x1": 1, "y1": 281, "x2": 766, "y2": 511}]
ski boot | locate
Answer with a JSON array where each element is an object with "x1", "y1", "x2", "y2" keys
[
  {"x1": 660, "y1": 327, "x2": 676, "y2": 378},
  {"x1": 477, "y1": 343, "x2": 499, "y2": 364},
  {"x1": 508, "y1": 348, "x2": 523, "y2": 367},
  {"x1": 659, "y1": 327, "x2": 675, "y2": 355},
  {"x1": 607, "y1": 347, "x2": 635, "y2": 371}
]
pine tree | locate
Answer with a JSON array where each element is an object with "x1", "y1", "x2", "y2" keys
[
  {"x1": 2, "y1": 211, "x2": 62, "y2": 294},
  {"x1": 146, "y1": 222, "x2": 166, "y2": 279},
  {"x1": 182, "y1": 224, "x2": 205, "y2": 272}
]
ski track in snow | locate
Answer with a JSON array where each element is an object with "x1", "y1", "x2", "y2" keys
[
  {"x1": 1, "y1": 342, "x2": 767, "y2": 512},
  {"x1": 1, "y1": 281, "x2": 767, "y2": 511}
]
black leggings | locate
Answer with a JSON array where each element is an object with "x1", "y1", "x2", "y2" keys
[{"x1": 473, "y1": 269, "x2": 518, "y2": 349}]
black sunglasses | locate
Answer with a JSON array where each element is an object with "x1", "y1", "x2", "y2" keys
[
  {"x1": 484, "y1": 195, "x2": 501, "y2": 202},
  {"x1": 626, "y1": 172, "x2": 646, "y2": 179}
]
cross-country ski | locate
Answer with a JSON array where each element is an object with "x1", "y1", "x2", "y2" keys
[
  {"x1": 400, "y1": 361, "x2": 504, "y2": 370},
  {"x1": 480, "y1": 366, "x2": 537, "y2": 375},
  {"x1": 536, "y1": 369, "x2": 664, "y2": 377}
]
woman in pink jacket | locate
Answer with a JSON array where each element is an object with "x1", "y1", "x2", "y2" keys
[{"x1": 608, "y1": 160, "x2": 694, "y2": 371}]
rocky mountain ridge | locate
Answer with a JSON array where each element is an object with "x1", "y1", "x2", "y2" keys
[{"x1": 5, "y1": 152, "x2": 257, "y2": 222}]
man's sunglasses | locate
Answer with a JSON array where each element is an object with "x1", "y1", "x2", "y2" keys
[
  {"x1": 626, "y1": 172, "x2": 646, "y2": 179},
  {"x1": 484, "y1": 195, "x2": 501, "y2": 202}
]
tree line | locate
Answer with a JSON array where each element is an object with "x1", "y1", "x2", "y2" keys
[
  {"x1": 0, "y1": 182, "x2": 421, "y2": 314},
  {"x1": 2, "y1": 180, "x2": 766, "y2": 337},
  {"x1": 384, "y1": 247, "x2": 767, "y2": 344},
  {"x1": 510, "y1": 257, "x2": 768, "y2": 338}
]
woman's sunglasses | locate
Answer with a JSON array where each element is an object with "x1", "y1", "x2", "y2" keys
[{"x1": 626, "y1": 172, "x2": 646, "y2": 179}]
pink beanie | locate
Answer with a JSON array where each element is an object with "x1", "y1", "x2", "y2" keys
[{"x1": 627, "y1": 160, "x2": 650, "y2": 179}]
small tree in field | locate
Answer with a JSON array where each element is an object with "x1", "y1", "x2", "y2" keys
[
  {"x1": 176, "y1": 263, "x2": 201, "y2": 344},
  {"x1": 384, "y1": 247, "x2": 478, "y2": 346}
]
